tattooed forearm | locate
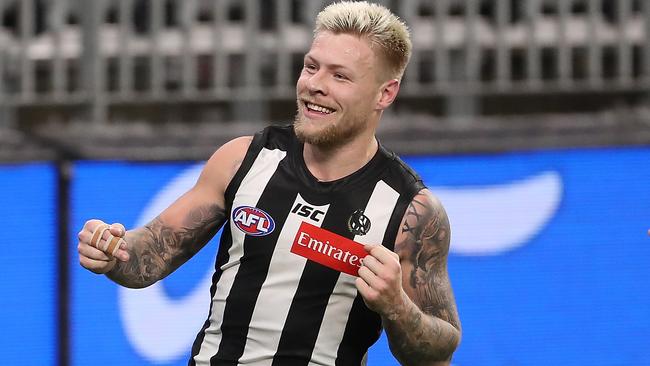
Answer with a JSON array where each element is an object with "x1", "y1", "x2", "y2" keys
[
  {"x1": 107, "y1": 203, "x2": 226, "y2": 288},
  {"x1": 383, "y1": 300, "x2": 459, "y2": 365},
  {"x1": 385, "y1": 191, "x2": 461, "y2": 365}
]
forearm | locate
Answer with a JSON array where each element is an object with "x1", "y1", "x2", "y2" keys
[
  {"x1": 106, "y1": 220, "x2": 175, "y2": 288},
  {"x1": 107, "y1": 203, "x2": 225, "y2": 288},
  {"x1": 383, "y1": 292, "x2": 460, "y2": 366}
]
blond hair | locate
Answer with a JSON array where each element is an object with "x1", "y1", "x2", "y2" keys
[{"x1": 314, "y1": 1, "x2": 412, "y2": 81}]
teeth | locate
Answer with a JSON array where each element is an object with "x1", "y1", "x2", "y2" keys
[{"x1": 306, "y1": 103, "x2": 334, "y2": 114}]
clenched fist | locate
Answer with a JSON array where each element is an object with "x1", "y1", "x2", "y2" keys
[{"x1": 78, "y1": 219, "x2": 130, "y2": 274}]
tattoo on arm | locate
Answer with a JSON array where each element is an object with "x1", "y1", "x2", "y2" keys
[
  {"x1": 386, "y1": 191, "x2": 461, "y2": 364},
  {"x1": 399, "y1": 193, "x2": 459, "y2": 328},
  {"x1": 108, "y1": 203, "x2": 226, "y2": 288}
]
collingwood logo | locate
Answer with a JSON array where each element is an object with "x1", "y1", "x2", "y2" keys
[{"x1": 348, "y1": 209, "x2": 371, "y2": 236}]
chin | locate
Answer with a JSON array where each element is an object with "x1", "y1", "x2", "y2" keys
[{"x1": 294, "y1": 119, "x2": 337, "y2": 148}]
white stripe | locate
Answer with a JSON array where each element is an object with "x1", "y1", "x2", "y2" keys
[
  {"x1": 193, "y1": 147, "x2": 287, "y2": 365},
  {"x1": 310, "y1": 180, "x2": 400, "y2": 365},
  {"x1": 239, "y1": 194, "x2": 330, "y2": 363}
]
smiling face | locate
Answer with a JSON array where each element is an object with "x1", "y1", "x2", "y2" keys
[{"x1": 294, "y1": 31, "x2": 388, "y2": 149}]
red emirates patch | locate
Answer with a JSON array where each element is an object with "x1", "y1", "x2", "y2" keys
[{"x1": 291, "y1": 222, "x2": 367, "y2": 276}]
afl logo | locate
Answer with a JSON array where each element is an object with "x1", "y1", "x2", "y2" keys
[{"x1": 233, "y1": 206, "x2": 276, "y2": 236}]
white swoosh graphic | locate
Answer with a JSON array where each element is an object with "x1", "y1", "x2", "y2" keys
[
  {"x1": 118, "y1": 164, "x2": 214, "y2": 363},
  {"x1": 119, "y1": 166, "x2": 562, "y2": 362},
  {"x1": 431, "y1": 171, "x2": 562, "y2": 256}
]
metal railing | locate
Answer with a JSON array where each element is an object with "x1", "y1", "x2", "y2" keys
[{"x1": 1, "y1": 0, "x2": 649, "y2": 125}]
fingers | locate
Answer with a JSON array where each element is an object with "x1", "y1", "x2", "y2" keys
[
  {"x1": 364, "y1": 244, "x2": 400, "y2": 264},
  {"x1": 355, "y1": 276, "x2": 377, "y2": 301},
  {"x1": 78, "y1": 219, "x2": 130, "y2": 265},
  {"x1": 78, "y1": 240, "x2": 113, "y2": 261},
  {"x1": 79, "y1": 254, "x2": 116, "y2": 274},
  {"x1": 108, "y1": 222, "x2": 126, "y2": 237},
  {"x1": 83, "y1": 219, "x2": 107, "y2": 233},
  {"x1": 107, "y1": 223, "x2": 129, "y2": 261},
  {"x1": 361, "y1": 244, "x2": 400, "y2": 282},
  {"x1": 109, "y1": 243, "x2": 129, "y2": 262},
  {"x1": 356, "y1": 246, "x2": 409, "y2": 316},
  {"x1": 78, "y1": 239, "x2": 117, "y2": 274},
  {"x1": 90, "y1": 224, "x2": 111, "y2": 249},
  {"x1": 358, "y1": 255, "x2": 396, "y2": 292},
  {"x1": 357, "y1": 245, "x2": 401, "y2": 288},
  {"x1": 81, "y1": 220, "x2": 125, "y2": 241},
  {"x1": 357, "y1": 243, "x2": 402, "y2": 293}
]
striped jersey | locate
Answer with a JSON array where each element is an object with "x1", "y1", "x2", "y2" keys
[{"x1": 190, "y1": 125, "x2": 424, "y2": 366}]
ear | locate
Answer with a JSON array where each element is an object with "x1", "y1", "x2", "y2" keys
[{"x1": 375, "y1": 79, "x2": 400, "y2": 110}]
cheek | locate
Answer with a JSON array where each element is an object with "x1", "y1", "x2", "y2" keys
[
  {"x1": 343, "y1": 90, "x2": 374, "y2": 110},
  {"x1": 295, "y1": 80, "x2": 304, "y2": 93},
  {"x1": 296, "y1": 74, "x2": 309, "y2": 91}
]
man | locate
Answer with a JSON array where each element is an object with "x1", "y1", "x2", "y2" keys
[{"x1": 78, "y1": 2, "x2": 461, "y2": 365}]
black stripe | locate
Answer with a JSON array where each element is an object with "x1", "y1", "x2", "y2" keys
[
  {"x1": 336, "y1": 180, "x2": 416, "y2": 364},
  {"x1": 224, "y1": 130, "x2": 267, "y2": 204},
  {"x1": 380, "y1": 165, "x2": 425, "y2": 251},
  {"x1": 335, "y1": 296, "x2": 382, "y2": 366},
  {"x1": 191, "y1": 127, "x2": 272, "y2": 365},
  {"x1": 272, "y1": 186, "x2": 376, "y2": 366},
  {"x1": 189, "y1": 225, "x2": 235, "y2": 365},
  {"x1": 190, "y1": 125, "x2": 424, "y2": 365},
  {"x1": 188, "y1": 320, "x2": 211, "y2": 366},
  {"x1": 381, "y1": 191, "x2": 412, "y2": 251},
  {"x1": 210, "y1": 159, "x2": 297, "y2": 365}
]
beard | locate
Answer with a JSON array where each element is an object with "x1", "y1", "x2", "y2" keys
[{"x1": 293, "y1": 106, "x2": 367, "y2": 149}]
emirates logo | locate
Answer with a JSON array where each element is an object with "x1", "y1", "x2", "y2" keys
[
  {"x1": 347, "y1": 209, "x2": 371, "y2": 236},
  {"x1": 291, "y1": 222, "x2": 366, "y2": 276}
]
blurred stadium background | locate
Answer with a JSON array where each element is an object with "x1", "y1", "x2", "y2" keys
[{"x1": 1, "y1": 1, "x2": 649, "y2": 365}]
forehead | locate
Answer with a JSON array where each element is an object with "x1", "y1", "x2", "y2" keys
[{"x1": 307, "y1": 31, "x2": 376, "y2": 71}]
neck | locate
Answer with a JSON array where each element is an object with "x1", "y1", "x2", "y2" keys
[{"x1": 303, "y1": 132, "x2": 379, "y2": 182}]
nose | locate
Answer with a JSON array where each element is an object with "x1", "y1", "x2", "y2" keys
[{"x1": 306, "y1": 71, "x2": 327, "y2": 95}]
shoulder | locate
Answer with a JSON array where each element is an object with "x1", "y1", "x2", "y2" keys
[
  {"x1": 196, "y1": 136, "x2": 254, "y2": 195},
  {"x1": 207, "y1": 135, "x2": 253, "y2": 170},
  {"x1": 257, "y1": 124, "x2": 297, "y2": 150},
  {"x1": 378, "y1": 145, "x2": 425, "y2": 197},
  {"x1": 198, "y1": 124, "x2": 296, "y2": 189}
]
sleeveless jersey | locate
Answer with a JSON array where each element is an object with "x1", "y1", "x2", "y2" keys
[{"x1": 190, "y1": 125, "x2": 425, "y2": 366}]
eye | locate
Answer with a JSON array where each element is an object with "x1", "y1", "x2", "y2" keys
[
  {"x1": 333, "y1": 72, "x2": 348, "y2": 81},
  {"x1": 304, "y1": 63, "x2": 317, "y2": 73}
]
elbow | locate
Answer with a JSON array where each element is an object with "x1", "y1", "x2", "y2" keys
[
  {"x1": 445, "y1": 326, "x2": 462, "y2": 359},
  {"x1": 444, "y1": 321, "x2": 462, "y2": 356},
  {"x1": 106, "y1": 270, "x2": 160, "y2": 289},
  {"x1": 432, "y1": 323, "x2": 462, "y2": 363},
  {"x1": 121, "y1": 281, "x2": 154, "y2": 289},
  {"x1": 390, "y1": 325, "x2": 462, "y2": 366},
  {"x1": 120, "y1": 274, "x2": 161, "y2": 289}
]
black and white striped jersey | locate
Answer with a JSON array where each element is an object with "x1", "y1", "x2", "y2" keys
[{"x1": 190, "y1": 125, "x2": 424, "y2": 366}]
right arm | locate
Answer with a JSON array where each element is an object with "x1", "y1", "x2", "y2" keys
[
  {"x1": 77, "y1": 136, "x2": 252, "y2": 288},
  {"x1": 107, "y1": 197, "x2": 226, "y2": 288}
]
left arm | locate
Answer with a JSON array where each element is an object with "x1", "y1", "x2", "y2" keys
[{"x1": 356, "y1": 189, "x2": 460, "y2": 365}]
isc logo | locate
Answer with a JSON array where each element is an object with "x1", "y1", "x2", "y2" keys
[
  {"x1": 291, "y1": 202, "x2": 325, "y2": 222},
  {"x1": 232, "y1": 206, "x2": 275, "y2": 236}
]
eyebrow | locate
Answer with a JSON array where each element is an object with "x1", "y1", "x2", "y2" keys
[{"x1": 304, "y1": 54, "x2": 354, "y2": 74}]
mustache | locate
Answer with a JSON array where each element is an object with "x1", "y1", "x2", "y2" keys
[{"x1": 297, "y1": 97, "x2": 335, "y2": 110}]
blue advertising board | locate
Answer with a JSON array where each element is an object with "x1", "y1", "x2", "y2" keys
[
  {"x1": 0, "y1": 163, "x2": 57, "y2": 365},
  {"x1": 70, "y1": 147, "x2": 650, "y2": 365},
  {"x1": 69, "y1": 162, "x2": 217, "y2": 365}
]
